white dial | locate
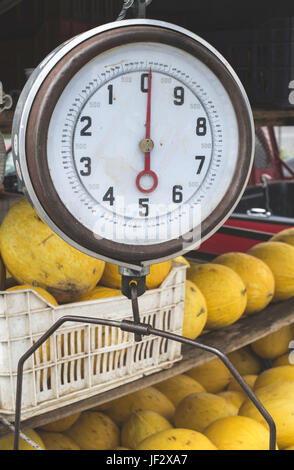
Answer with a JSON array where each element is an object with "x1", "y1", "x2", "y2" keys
[
  {"x1": 47, "y1": 41, "x2": 239, "y2": 246},
  {"x1": 14, "y1": 19, "x2": 253, "y2": 265}
]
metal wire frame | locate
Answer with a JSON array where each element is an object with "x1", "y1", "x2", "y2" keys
[
  {"x1": 13, "y1": 314, "x2": 276, "y2": 451},
  {"x1": 0, "y1": 415, "x2": 43, "y2": 450}
]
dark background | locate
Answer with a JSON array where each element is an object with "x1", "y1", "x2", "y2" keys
[{"x1": 1, "y1": 0, "x2": 294, "y2": 94}]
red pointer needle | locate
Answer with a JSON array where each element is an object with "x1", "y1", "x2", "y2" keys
[{"x1": 136, "y1": 68, "x2": 158, "y2": 193}]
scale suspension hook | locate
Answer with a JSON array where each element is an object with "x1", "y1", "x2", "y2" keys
[
  {"x1": 116, "y1": 0, "x2": 152, "y2": 21},
  {"x1": 116, "y1": 0, "x2": 135, "y2": 21}
]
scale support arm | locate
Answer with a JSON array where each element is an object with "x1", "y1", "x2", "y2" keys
[{"x1": 13, "y1": 314, "x2": 276, "y2": 451}]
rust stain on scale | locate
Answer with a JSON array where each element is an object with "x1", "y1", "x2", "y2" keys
[
  {"x1": 104, "y1": 59, "x2": 128, "y2": 67},
  {"x1": 101, "y1": 43, "x2": 162, "y2": 67}
]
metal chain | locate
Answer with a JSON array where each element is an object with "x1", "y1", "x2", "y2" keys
[
  {"x1": 116, "y1": 0, "x2": 152, "y2": 21},
  {"x1": 0, "y1": 416, "x2": 44, "y2": 450}
]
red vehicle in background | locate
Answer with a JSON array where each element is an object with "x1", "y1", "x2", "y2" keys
[{"x1": 198, "y1": 127, "x2": 294, "y2": 258}]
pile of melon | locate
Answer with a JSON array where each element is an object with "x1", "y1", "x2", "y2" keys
[
  {"x1": 0, "y1": 198, "x2": 204, "y2": 361},
  {"x1": 184, "y1": 227, "x2": 294, "y2": 333},
  {"x1": 2, "y1": 198, "x2": 294, "y2": 342},
  {"x1": 0, "y1": 198, "x2": 200, "y2": 335},
  {"x1": 2, "y1": 327, "x2": 294, "y2": 451},
  {"x1": 1, "y1": 200, "x2": 294, "y2": 450}
]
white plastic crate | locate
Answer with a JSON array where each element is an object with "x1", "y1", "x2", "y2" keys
[{"x1": 0, "y1": 262, "x2": 186, "y2": 420}]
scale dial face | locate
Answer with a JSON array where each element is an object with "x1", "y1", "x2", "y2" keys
[{"x1": 13, "y1": 20, "x2": 254, "y2": 267}]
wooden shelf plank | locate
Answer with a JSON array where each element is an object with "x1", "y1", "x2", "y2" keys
[
  {"x1": 1, "y1": 296, "x2": 294, "y2": 437},
  {"x1": 253, "y1": 108, "x2": 294, "y2": 127}
]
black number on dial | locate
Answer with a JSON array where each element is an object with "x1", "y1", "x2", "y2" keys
[
  {"x1": 141, "y1": 73, "x2": 149, "y2": 93},
  {"x1": 195, "y1": 155, "x2": 205, "y2": 174},
  {"x1": 139, "y1": 198, "x2": 149, "y2": 217},
  {"x1": 108, "y1": 84, "x2": 113, "y2": 105},
  {"x1": 79, "y1": 157, "x2": 91, "y2": 176},
  {"x1": 174, "y1": 86, "x2": 184, "y2": 105},
  {"x1": 103, "y1": 187, "x2": 115, "y2": 206},
  {"x1": 80, "y1": 116, "x2": 92, "y2": 136},
  {"x1": 196, "y1": 117, "x2": 207, "y2": 136},
  {"x1": 172, "y1": 185, "x2": 183, "y2": 203}
]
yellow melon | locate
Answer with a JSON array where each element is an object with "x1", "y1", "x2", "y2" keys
[
  {"x1": 0, "y1": 198, "x2": 105, "y2": 303},
  {"x1": 136, "y1": 428, "x2": 217, "y2": 450},
  {"x1": 271, "y1": 228, "x2": 294, "y2": 247},
  {"x1": 38, "y1": 413, "x2": 81, "y2": 432},
  {"x1": 65, "y1": 412, "x2": 119, "y2": 450},
  {"x1": 284, "y1": 446, "x2": 294, "y2": 450},
  {"x1": 113, "y1": 447, "x2": 131, "y2": 450},
  {"x1": 77, "y1": 286, "x2": 122, "y2": 302},
  {"x1": 100, "y1": 260, "x2": 171, "y2": 290},
  {"x1": 254, "y1": 366, "x2": 294, "y2": 390},
  {"x1": 76, "y1": 287, "x2": 125, "y2": 365},
  {"x1": 182, "y1": 280, "x2": 207, "y2": 339},
  {"x1": 186, "y1": 358, "x2": 232, "y2": 393},
  {"x1": 187, "y1": 263, "x2": 247, "y2": 329},
  {"x1": 73, "y1": 286, "x2": 128, "y2": 349},
  {"x1": 217, "y1": 390, "x2": 246, "y2": 410},
  {"x1": 227, "y1": 374, "x2": 257, "y2": 394},
  {"x1": 0, "y1": 429, "x2": 45, "y2": 450},
  {"x1": 248, "y1": 241, "x2": 294, "y2": 302},
  {"x1": 6, "y1": 284, "x2": 58, "y2": 306},
  {"x1": 66, "y1": 287, "x2": 128, "y2": 375},
  {"x1": 121, "y1": 410, "x2": 172, "y2": 449},
  {"x1": 227, "y1": 346, "x2": 262, "y2": 376},
  {"x1": 101, "y1": 387, "x2": 175, "y2": 425},
  {"x1": 174, "y1": 392, "x2": 238, "y2": 432},
  {"x1": 251, "y1": 325, "x2": 294, "y2": 359},
  {"x1": 98, "y1": 263, "x2": 121, "y2": 290},
  {"x1": 272, "y1": 353, "x2": 293, "y2": 367},
  {"x1": 204, "y1": 415, "x2": 278, "y2": 450},
  {"x1": 0, "y1": 255, "x2": 5, "y2": 290},
  {"x1": 38, "y1": 432, "x2": 80, "y2": 450},
  {"x1": 239, "y1": 381, "x2": 294, "y2": 449},
  {"x1": 214, "y1": 252, "x2": 275, "y2": 314},
  {"x1": 154, "y1": 374, "x2": 205, "y2": 407},
  {"x1": 173, "y1": 256, "x2": 190, "y2": 268},
  {"x1": 145, "y1": 261, "x2": 172, "y2": 289}
]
